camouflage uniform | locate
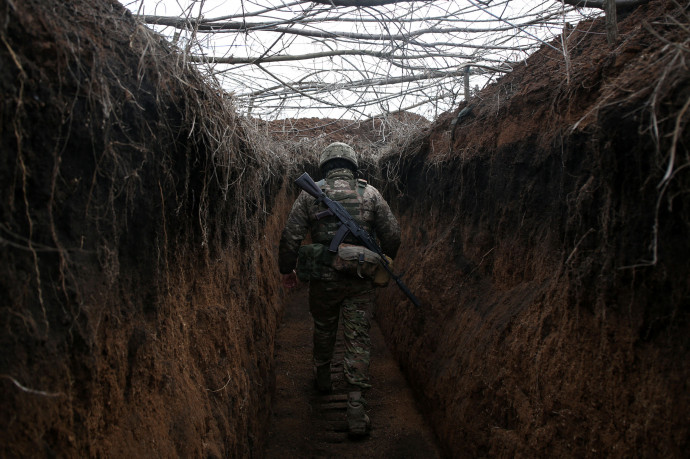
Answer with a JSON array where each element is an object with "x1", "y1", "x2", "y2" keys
[{"x1": 279, "y1": 168, "x2": 400, "y2": 389}]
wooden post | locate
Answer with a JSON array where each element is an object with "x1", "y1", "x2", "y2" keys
[
  {"x1": 604, "y1": 0, "x2": 618, "y2": 44},
  {"x1": 247, "y1": 96, "x2": 255, "y2": 117},
  {"x1": 464, "y1": 66, "x2": 471, "y2": 101}
]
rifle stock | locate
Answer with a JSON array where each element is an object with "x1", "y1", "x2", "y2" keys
[{"x1": 294, "y1": 172, "x2": 422, "y2": 308}]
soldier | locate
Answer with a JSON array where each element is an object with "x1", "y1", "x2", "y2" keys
[{"x1": 278, "y1": 142, "x2": 401, "y2": 437}]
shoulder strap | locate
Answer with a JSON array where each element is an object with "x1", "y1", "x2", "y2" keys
[{"x1": 356, "y1": 179, "x2": 367, "y2": 197}]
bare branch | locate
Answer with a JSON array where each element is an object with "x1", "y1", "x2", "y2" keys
[
  {"x1": 309, "y1": 0, "x2": 431, "y2": 6},
  {"x1": 128, "y1": 0, "x2": 597, "y2": 119},
  {"x1": 1, "y1": 374, "x2": 64, "y2": 397},
  {"x1": 191, "y1": 49, "x2": 510, "y2": 65},
  {"x1": 562, "y1": 0, "x2": 650, "y2": 9},
  {"x1": 140, "y1": 16, "x2": 563, "y2": 41}
]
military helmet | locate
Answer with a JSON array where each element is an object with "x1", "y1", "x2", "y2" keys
[{"x1": 319, "y1": 142, "x2": 358, "y2": 170}]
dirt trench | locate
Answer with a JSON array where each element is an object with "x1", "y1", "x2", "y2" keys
[
  {"x1": 0, "y1": 1, "x2": 438, "y2": 456},
  {"x1": 264, "y1": 286, "x2": 441, "y2": 458},
  {"x1": 373, "y1": 1, "x2": 690, "y2": 457},
  {"x1": 1, "y1": 0, "x2": 288, "y2": 456},
  {"x1": 2, "y1": 0, "x2": 689, "y2": 457}
]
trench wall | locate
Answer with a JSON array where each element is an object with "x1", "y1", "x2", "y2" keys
[
  {"x1": 376, "y1": 2, "x2": 689, "y2": 457},
  {"x1": 0, "y1": 0, "x2": 289, "y2": 456}
]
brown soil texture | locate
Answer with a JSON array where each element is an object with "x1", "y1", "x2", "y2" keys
[
  {"x1": 264, "y1": 113, "x2": 428, "y2": 145},
  {"x1": 0, "y1": 0, "x2": 432, "y2": 456},
  {"x1": 1, "y1": 0, "x2": 287, "y2": 456},
  {"x1": 375, "y1": 1, "x2": 690, "y2": 457},
  {"x1": 264, "y1": 286, "x2": 441, "y2": 458}
]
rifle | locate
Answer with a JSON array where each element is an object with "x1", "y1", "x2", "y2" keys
[{"x1": 295, "y1": 172, "x2": 422, "y2": 308}]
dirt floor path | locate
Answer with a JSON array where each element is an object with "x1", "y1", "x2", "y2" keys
[{"x1": 264, "y1": 286, "x2": 442, "y2": 458}]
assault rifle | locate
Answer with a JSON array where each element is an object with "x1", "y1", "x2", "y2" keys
[{"x1": 295, "y1": 172, "x2": 422, "y2": 308}]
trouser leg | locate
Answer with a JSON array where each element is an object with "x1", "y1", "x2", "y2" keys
[
  {"x1": 312, "y1": 313, "x2": 339, "y2": 367},
  {"x1": 309, "y1": 282, "x2": 340, "y2": 367},
  {"x1": 342, "y1": 291, "x2": 373, "y2": 389}
]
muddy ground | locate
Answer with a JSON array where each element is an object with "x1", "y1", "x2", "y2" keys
[{"x1": 1, "y1": 0, "x2": 689, "y2": 457}]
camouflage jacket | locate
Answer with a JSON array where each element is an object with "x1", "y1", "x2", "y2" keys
[{"x1": 278, "y1": 169, "x2": 401, "y2": 275}]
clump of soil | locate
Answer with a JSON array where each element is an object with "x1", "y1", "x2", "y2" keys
[{"x1": 376, "y1": 0, "x2": 689, "y2": 457}]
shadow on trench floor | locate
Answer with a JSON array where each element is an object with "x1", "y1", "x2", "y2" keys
[{"x1": 265, "y1": 285, "x2": 443, "y2": 458}]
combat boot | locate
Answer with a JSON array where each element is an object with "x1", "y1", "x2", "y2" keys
[
  {"x1": 314, "y1": 363, "x2": 332, "y2": 394},
  {"x1": 347, "y1": 391, "x2": 370, "y2": 438}
]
